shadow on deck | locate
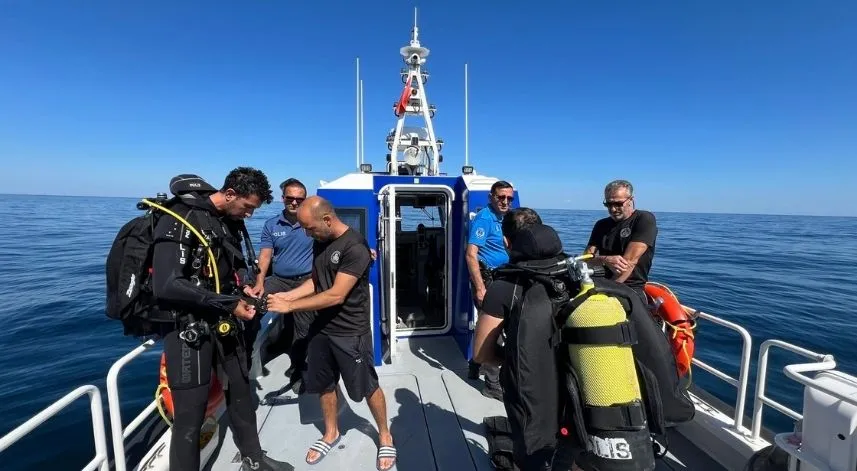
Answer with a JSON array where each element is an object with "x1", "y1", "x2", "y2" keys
[{"x1": 204, "y1": 336, "x2": 725, "y2": 471}]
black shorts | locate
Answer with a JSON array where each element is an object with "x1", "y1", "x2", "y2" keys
[{"x1": 305, "y1": 331, "x2": 379, "y2": 402}]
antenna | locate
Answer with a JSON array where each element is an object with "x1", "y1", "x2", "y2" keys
[
  {"x1": 356, "y1": 57, "x2": 361, "y2": 171},
  {"x1": 360, "y1": 79, "x2": 365, "y2": 165},
  {"x1": 464, "y1": 63, "x2": 470, "y2": 167}
]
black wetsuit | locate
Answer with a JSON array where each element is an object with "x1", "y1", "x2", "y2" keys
[{"x1": 150, "y1": 194, "x2": 263, "y2": 471}]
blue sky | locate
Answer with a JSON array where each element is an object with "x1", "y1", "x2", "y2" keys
[{"x1": 1, "y1": 1, "x2": 855, "y2": 216}]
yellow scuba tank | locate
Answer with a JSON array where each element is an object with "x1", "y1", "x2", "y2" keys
[
  {"x1": 559, "y1": 254, "x2": 655, "y2": 470},
  {"x1": 567, "y1": 274, "x2": 642, "y2": 409}
]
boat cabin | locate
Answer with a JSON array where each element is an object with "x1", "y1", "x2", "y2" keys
[{"x1": 317, "y1": 172, "x2": 519, "y2": 367}]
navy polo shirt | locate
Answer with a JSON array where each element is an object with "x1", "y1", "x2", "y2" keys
[
  {"x1": 260, "y1": 211, "x2": 313, "y2": 278},
  {"x1": 468, "y1": 206, "x2": 509, "y2": 269}
]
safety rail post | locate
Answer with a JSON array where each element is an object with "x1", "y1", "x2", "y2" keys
[
  {"x1": 682, "y1": 305, "x2": 753, "y2": 433},
  {"x1": 106, "y1": 339, "x2": 157, "y2": 471},
  {"x1": 750, "y1": 339, "x2": 834, "y2": 441},
  {"x1": 0, "y1": 384, "x2": 109, "y2": 471}
]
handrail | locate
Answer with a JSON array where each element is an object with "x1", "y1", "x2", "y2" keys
[
  {"x1": 0, "y1": 384, "x2": 109, "y2": 471},
  {"x1": 106, "y1": 339, "x2": 158, "y2": 471},
  {"x1": 750, "y1": 339, "x2": 835, "y2": 441},
  {"x1": 783, "y1": 361, "x2": 857, "y2": 408},
  {"x1": 682, "y1": 304, "x2": 753, "y2": 433}
]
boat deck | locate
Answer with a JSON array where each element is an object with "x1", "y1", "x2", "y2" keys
[{"x1": 204, "y1": 336, "x2": 726, "y2": 471}]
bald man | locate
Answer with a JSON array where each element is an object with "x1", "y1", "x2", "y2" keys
[{"x1": 267, "y1": 196, "x2": 396, "y2": 470}]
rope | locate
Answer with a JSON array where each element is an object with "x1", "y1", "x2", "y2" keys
[{"x1": 154, "y1": 383, "x2": 173, "y2": 427}]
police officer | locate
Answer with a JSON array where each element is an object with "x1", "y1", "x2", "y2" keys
[
  {"x1": 151, "y1": 167, "x2": 292, "y2": 471},
  {"x1": 466, "y1": 180, "x2": 514, "y2": 399},
  {"x1": 248, "y1": 178, "x2": 315, "y2": 392}
]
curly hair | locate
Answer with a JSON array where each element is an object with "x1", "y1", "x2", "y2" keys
[{"x1": 221, "y1": 167, "x2": 274, "y2": 204}]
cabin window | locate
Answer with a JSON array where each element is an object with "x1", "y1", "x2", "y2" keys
[{"x1": 337, "y1": 208, "x2": 367, "y2": 238}]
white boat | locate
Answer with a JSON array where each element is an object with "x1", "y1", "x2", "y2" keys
[{"x1": 2, "y1": 10, "x2": 856, "y2": 471}]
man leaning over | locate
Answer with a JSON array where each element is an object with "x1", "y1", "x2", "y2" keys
[{"x1": 266, "y1": 196, "x2": 396, "y2": 471}]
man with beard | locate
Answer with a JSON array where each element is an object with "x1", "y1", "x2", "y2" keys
[{"x1": 584, "y1": 179, "x2": 658, "y2": 302}]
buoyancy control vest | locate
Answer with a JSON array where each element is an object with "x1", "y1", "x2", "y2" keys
[
  {"x1": 490, "y1": 226, "x2": 695, "y2": 471},
  {"x1": 105, "y1": 175, "x2": 258, "y2": 337}
]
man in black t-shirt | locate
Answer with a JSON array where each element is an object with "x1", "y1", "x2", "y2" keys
[
  {"x1": 584, "y1": 179, "x2": 658, "y2": 301},
  {"x1": 472, "y1": 209, "x2": 580, "y2": 471},
  {"x1": 266, "y1": 196, "x2": 396, "y2": 471}
]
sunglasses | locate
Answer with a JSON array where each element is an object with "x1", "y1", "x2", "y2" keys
[
  {"x1": 285, "y1": 196, "x2": 305, "y2": 204},
  {"x1": 603, "y1": 198, "x2": 630, "y2": 208},
  {"x1": 495, "y1": 195, "x2": 514, "y2": 203}
]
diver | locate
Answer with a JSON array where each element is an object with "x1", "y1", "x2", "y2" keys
[
  {"x1": 474, "y1": 208, "x2": 578, "y2": 470},
  {"x1": 150, "y1": 168, "x2": 293, "y2": 471},
  {"x1": 474, "y1": 208, "x2": 693, "y2": 471}
]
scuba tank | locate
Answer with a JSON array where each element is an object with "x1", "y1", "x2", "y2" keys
[{"x1": 558, "y1": 254, "x2": 656, "y2": 470}]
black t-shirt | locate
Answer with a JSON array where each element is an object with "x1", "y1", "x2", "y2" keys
[
  {"x1": 481, "y1": 278, "x2": 520, "y2": 320},
  {"x1": 310, "y1": 227, "x2": 372, "y2": 336},
  {"x1": 586, "y1": 210, "x2": 658, "y2": 290}
]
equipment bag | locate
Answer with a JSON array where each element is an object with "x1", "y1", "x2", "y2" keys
[{"x1": 105, "y1": 196, "x2": 213, "y2": 337}]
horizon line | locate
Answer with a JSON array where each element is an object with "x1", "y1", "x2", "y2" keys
[{"x1": 2, "y1": 192, "x2": 853, "y2": 219}]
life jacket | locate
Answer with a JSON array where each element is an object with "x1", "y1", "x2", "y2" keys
[
  {"x1": 490, "y1": 247, "x2": 695, "y2": 470},
  {"x1": 104, "y1": 175, "x2": 257, "y2": 337}
]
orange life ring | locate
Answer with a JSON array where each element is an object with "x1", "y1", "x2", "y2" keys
[
  {"x1": 157, "y1": 352, "x2": 224, "y2": 421},
  {"x1": 394, "y1": 76, "x2": 412, "y2": 117},
  {"x1": 644, "y1": 282, "x2": 696, "y2": 378}
]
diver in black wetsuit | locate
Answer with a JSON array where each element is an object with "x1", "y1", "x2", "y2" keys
[{"x1": 151, "y1": 168, "x2": 293, "y2": 471}]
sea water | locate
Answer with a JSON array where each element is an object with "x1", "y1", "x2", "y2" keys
[{"x1": 1, "y1": 194, "x2": 855, "y2": 470}]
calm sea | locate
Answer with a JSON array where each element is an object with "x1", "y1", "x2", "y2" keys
[{"x1": 1, "y1": 194, "x2": 855, "y2": 470}]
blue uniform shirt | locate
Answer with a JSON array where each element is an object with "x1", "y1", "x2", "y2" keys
[
  {"x1": 260, "y1": 211, "x2": 313, "y2": 278},
  {"x1": 468, "y1": 206, "x2": 509, "y2": 269}
]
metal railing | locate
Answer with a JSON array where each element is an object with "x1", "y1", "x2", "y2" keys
[
  {"x1": 682, "y1": 305, "x2": 754, "y2": 432},
  {"x1": 772, "y1": 354, "x2": 857, "y2": 471},
  {"x1": 106, "y1": 339, "x2": 158, "y2": 471},
  {"x1": 0, "y1": 384, "x2": 109, "y2": 471},
  {"x1": 750, "y1": 339, "x2": 835, "y2": 441}
]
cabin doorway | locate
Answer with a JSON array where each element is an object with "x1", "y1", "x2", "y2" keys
[{"x1": 378, "y1": 184, "x2": 453, "y2": 362}]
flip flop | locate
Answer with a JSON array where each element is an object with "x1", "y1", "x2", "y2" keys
[
  {"x1": 377, "y1": 445, "x2": 397, "y2": 471},
  {"x1": 306, "y1": 434, "x2": 341, "y2": 465}
]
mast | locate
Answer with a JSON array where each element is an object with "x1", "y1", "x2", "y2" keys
[
  {"x1": 386, "y1": 7, "x2": 443, "y2": 176},
  {"x1": 360, "y1": 79, "x2": 365, "y2": 165},
  {"x1": 464, "y1": 63, "x2": 469, "y2": 167},
  {"x1": 356, "y1": 57, "x2": 361, "y2": 171}
]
